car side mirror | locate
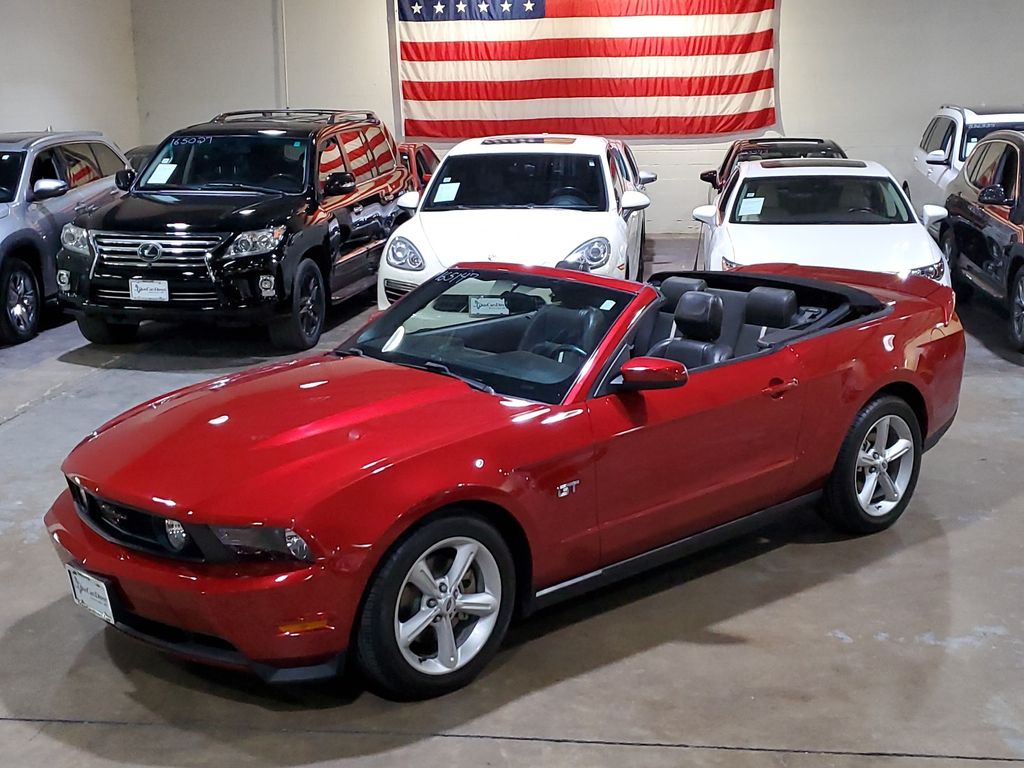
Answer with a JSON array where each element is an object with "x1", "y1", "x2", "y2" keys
[
  {"x1": 925, "y1": 149, "x2": 950, "y2": 166},
  {"x1": 692, "y1": 204, "x2": 718, "y2": 226},
  {"x1": 639, "y1": 170, "x2": 658, "y2": 185},
  {"x1": 921, "y1": 204, "x2": 948, "y2": 229},
  {"x1": 699, "y1": 169, "x2": 720, "y2": 188},
  {"x1": 620, "y1": 190, "x2": 651, "y2": 212},
  {"x1": 397, "y1": 190, "x2": 421, "y2": 212},
  {"x1": 615, "y1": 357, "x2": 688, "y2": 392},
  {"x1": 32, "y1": 178, "x2": 68, "y2": 200},
  {"x1": 114, "y1": 169, "x2": 135, "y2": 191},
  {"x1": 979, "y1": 184, "x2": 1011, "y2": 206},
  {"x1": 324, "y1": 171, "x2": 357, "y2": 197}
]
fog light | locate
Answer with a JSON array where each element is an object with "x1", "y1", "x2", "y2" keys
[
  {"x1": 164, "y1": 519, "x2": 189, "y2": 551},
  {"x1": 258, "y1": 275, "x2": 276, "y2": 297},
  {"x1": 57, "y1": 270, "x2": 71, "y2": 291}
]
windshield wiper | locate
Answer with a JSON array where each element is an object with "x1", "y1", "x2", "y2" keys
[
  {"x1": 420, "y1": 361, "x2": 494, "y2": 394},
  {"x1": 201, "y1": 182, "x2": 283, "y2": 194}
]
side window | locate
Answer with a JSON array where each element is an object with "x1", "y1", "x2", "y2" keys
[
  {"x1": 318, "y1": 137, "x2": 344, "y2": 193},
  {"x1": 611, "y1": 148, "x2": 632, "y2": 184},
  {"x1": 415, "y1": 149, "x2": 437, "y2": 185},
  {"x1": 932, "y1": 119, "x2": 955, "y2": 157},
  {"x1": 623, "y1": 144, "x2": 640, "y2": 181},
  {"x1": 920, "y1": 118, "x2": 939, "y2": 151},
  {"x1": 719, "y1": 144, "x2": 737, "y2": 178},
  {"x1": 29, "y1": 149, "x2": 64, "y2": 186},
  {"x1": 972, "y1": 143, "x2": 1005, "y2": 189},
  {"x1": 61, "y1": 143, "x2": 103, "y2": 188},
  {"x1": 965, "y1": 143, "x2": 990, "y2": 185},
  {"x1": 718, "y1": 171, "x2": 739, "y2": 216},
  {"x1": 607, "y1": 152, "x2": 625, "y2": 205},
  {"x1": 997, "y1": 146, "x2": 1019, "y2": 198},
  {"x1": 363, "y1": 125, "x2": 396, "y2": 174},
  {"x1": 89, "y1": 143, "x2": 126, "y2": 177},
  {"x1": 340, "y1": 129, "x2": 374, "y2": 184}
]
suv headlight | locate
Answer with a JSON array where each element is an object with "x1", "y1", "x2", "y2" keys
[
  {"x1": 910, "y1": 260, "x2": 946, "y2": 282},
  {"x1": 61, "y1": 224, "x2": 90, "y2": 255},
  {"x1": 566, "y1": 237, "x2": 611, "y2": 270},
  {"x1": 225, "y1": 226, "x2": 287, "y2": 257},
  {"x1": 721, "y1": 256, "x2": 743, "y2": 271},
  {"x1": 386, "y1": 236, "x2": 425, "y2": 271},
  {"x1": 211, "y1": 525, "x2": 312, "y2": 562}
]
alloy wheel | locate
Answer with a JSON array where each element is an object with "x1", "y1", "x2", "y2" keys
[
  {"x1": 6, "y1": 268, "x2": 38, "y2": 336},
  {"x1": 854, "y1": 414, "x2": 915, "y2": 517},
  {"x1": 393, "y1": 536, "x2": 501, "y2": 676},
  {"x1": 298, "y1": 272, "x2": 324, "y2": 339},
  {"x1": 1012, "y1": 274, "x2": 1024, "y2": 343}
]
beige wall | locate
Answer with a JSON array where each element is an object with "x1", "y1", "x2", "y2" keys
[{"x1": 0, "y1": 0, "x2": 141, "y2": 149}]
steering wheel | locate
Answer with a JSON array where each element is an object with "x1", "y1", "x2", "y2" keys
[
  {"x1": 263, "y1": 173, "x2": 299, "y2": 190},
  {"x1": 847, "y1": 207, "x2": 875, "y2": 214},
  {"x1": 537, "y1": 343, "x2": 587, "y2": 362},
  {"x1": 548, "y1": 186, "x2": 586, "y2": 201}
]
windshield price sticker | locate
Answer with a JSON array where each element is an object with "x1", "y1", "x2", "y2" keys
[
  {"x1": 738, "y1": 196, "x2": 765, "y2": 216},
  {"x1": 434, "y1": 182, "x2": 460, "y2": 203},
  {"x1": 435, "y1": 270, "x2": 479, "y2": 284},
  {"x1": 469, "y1": 296, "x2": 510, "y2": 316},
  {"x1": 172, "y1": 136, "x2": 213, "y2": 145}
]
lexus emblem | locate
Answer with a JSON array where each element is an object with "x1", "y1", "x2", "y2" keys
[{"x1": 137, "y1": 242, "x2": 163, "y2": 262}]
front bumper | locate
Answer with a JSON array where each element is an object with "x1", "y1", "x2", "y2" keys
[
  {"x1": 45, "y1": 491, "x2": 356, "y2": 682},
  {"x1": 57, "y1": 248, "x2": 287, "y2": 324}
]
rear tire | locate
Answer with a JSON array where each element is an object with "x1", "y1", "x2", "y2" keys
[
  {"x1": 1008, "y1": 269, "x2": 1024, "y2": 352},
  {"x1": 1, "y1": 257, "x2": 41, "y2": 344},
  {"x1": 942, "y1": 229, "x2": 972, "y2": 301},
  {"x1": 76, "y1": 315, "x2": 139, "y2": 345},
  {"x1": 355, "y1": 514, "x2": 515, "y2": 700},
  {"x1": 821, "y1": 396, "x2": 922, "y2": 535},
  {"x1": 269, "y1": 259, "x2": 325, "y2": 351}
]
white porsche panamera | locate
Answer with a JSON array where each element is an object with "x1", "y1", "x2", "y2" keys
[
  {"x1": 376, "y1": 135, "x2": 655, "y2": 309},
  {"x1": 693, "y1": 158, "x2": 951, "y2": 287}
]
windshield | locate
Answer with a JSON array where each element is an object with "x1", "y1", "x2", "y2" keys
[
  {"x1": 736, "y1": 144, "x2": 844, "y2": 164},
  {"x1": 422, "y1": 153, "x2": 608, "y2": 212},
  {"x1": 345, "y1": 268, "x2": 632, "y2": 403},
  {"x1": 963, "y1": 122, "x2": 1024, "y2": 161},
  {"x1": 730, "y1": 175, "x2": 913, "y2": 225},
  {"x1": 137, "y1": 135, "x2": 308, "y2": 193},
  {"x1": 0, "y1": 151, "x2": 25, "y2": 203}
]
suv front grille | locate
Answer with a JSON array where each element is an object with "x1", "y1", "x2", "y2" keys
[{"x1": 92, "y1": 232, "x2": 227, "y2": 271}]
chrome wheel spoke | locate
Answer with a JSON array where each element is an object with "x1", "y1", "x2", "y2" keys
[
  {"x1": 858, "y1": 471, "x2": 880, "y2": 507},
  {"x1": 856, "y1": 451, "x2": 875, "y2": 469},
  {"x1": 871, "y1": 416, "x2": 891, "y2": 453},
  {"x1": 408, "y1": 559, "x2": 441, "y2": 599},
  {"x1": 877, "y1": 470, "x2": 901, "y2": 502},
  {"x1": 434, "y1": 616, "x2": 459, "y2": 670},
  {"x1": 399, "y1": 606, "x2": 438, "y2": 648},
  {"x1": 446, "y1": 541, "x2": 478, "y2": 586},
  {"x1": 455, "y1": 591, "x2": 498, "y2": 617},
  {"x1": 886, "y1": 438, "x2": 913, "y2": 463}
]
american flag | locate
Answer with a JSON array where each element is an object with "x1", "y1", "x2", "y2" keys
[{"x1": 396, "y1": 0, "x2": 777, "y2": 139}]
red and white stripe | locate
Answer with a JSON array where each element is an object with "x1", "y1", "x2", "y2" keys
[{"x1": 398, "y1": 0, "x2": 777, "y2": 139}]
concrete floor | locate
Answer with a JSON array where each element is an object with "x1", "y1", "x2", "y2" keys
[{"x1": 1, "y1": 237, "x2": 1023, "y2": 767}]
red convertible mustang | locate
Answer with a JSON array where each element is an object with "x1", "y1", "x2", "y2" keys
[{"x1": 45, "y1": 263, "x2": 964, "y2": 698}]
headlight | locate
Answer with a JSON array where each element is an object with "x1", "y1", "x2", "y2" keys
[
  {"x1": 910, "y1": 260, "x2": 946, "y2": 282},
  {"x1": 225, "y1": 226, "x2": 287, "y2": 257},
  {"x1": 566, "y1": 237, "x2": 611, "y2": 270},
  {"x1": 61, "y1": 224, "x2": 90, "y2": 255},
  {"x1": 386, "y1": 236, "x2": 425, "y2": 271},
  {"x1": 211, "y1": 526, "x2": 313, "y2": 562},
  {"x1": 721, "y1": 256, "x2": 743, "y2": 271}
]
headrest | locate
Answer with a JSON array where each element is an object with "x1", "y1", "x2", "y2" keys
[
  {"x1": 746, "y1": 286, "x2": 798, "y2": 328},
  {"x1": 660, "y1": 276, "x2": 708, "y2": 305},
  {"x1": 555, "y1": 259, "x2": 589, "y2": 272},
  {"x1": 675, "y1": 291, "x2": 723, "y2": 342}
]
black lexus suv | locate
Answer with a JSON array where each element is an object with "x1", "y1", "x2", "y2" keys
[{"x1": 57, "y1": 109, "x2": 412, "y2": 349}]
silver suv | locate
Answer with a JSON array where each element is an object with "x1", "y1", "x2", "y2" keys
[{"x1": 0, "y1": 132, "x2": 127, "y2": 344}]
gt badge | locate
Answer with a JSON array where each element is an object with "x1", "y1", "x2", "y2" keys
[{"x1": 556, "y1": 480, "x2": 580, "y2": 498}]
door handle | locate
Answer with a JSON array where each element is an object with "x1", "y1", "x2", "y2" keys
[{"x1": 762, "y1": 377, "x2": 799, "y2": 399}]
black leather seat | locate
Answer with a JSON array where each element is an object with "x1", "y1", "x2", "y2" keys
[
  {"x1": 519, "y1": 304, "x2": 605, "y2": 358},
  {"x1": 648, "y1": 292, "x2": 732, "y2": 369},
  {"x1": 707, "y1": 288, "x2": 749, "y2": 352},
  {"x1": 734, "y1": 286, "x2": 799, "y2": 357},
  {"x1": 637, "y1": 277, "x2": 710, "y2": 354}
]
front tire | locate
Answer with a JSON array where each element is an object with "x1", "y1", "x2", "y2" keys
[
  {"x1": 1, "y1": 258, "x2": 41, "y2": 344},
  {"x1": 355, "y1": 515, "x2": 515, "y2": 700},
  {"x1": 269, "y1": 258, "x2": 326, "y2": 351},
  {"x1": 941, "y1": 229, "x2": 972, "y2": 300},
  {"x1": 1009, "y1": 269, "x2": 1024, "y2": 352},
  {"x1": 821, "y1": 396, "x2": 922, "y2": 535},
  {"x1": 76, "y1": 315, "x2": 139, "y2": 344}
]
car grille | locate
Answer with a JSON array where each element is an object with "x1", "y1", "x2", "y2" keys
[
  {"x1": 68, "y1": 480, "x2": 204, "y2": 561},
  {"x1": 383, "y1": 279, "x2": 418, "y2": 303},
  {"x1": 92, "y1": 232, "x2": 227, "y2": 271},
  {"x1": 93, "y1": 287, "x2": 220, "y2": 304}
]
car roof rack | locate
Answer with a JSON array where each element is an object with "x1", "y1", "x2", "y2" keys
[
  {"x1": 209, "y1": 109, "x2": 378, "y2": 125},
  {"x1": 746, "y1": 137, "x2": 827, "y2": 144}
]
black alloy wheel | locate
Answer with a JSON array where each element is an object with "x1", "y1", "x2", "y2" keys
[
  {"x1": 270, "y1": 258, "x2": 326, "y2": 350},
  {"x1": 1, "y1": 258, "x2": 41, "y2": 344}
]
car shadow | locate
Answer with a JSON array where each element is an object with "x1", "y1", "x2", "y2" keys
[
  {"x1": 52, "y1": 293, "x2": 376, "y2": 373},
  {"x1": 0, "y1": 303, "x2": 74, "y2": 352},
  {"x1": 956, "y1": 294, "x2": 1024, "y2": 367},
  {"x1": 0, "y1": 501, "x2": 959, "y2": 764}
]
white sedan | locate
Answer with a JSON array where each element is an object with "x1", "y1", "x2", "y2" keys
[
  {"x1": 376, "y1": 135, "x2": 653, "y2": 309},
  {"x1": 693, "y1": 158, "x2": 951, "y2": 286}
]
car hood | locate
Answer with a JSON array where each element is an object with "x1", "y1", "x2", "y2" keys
[
  {"x1": 78, "y1": 191, "x2": 304, "y2": 232},
  {"x1": 724, "y1": 224, "x2": 943, "y2": 272},
  {"x1": 62, "y1": 355, "x2": 524, "y2": 526},
  {"x1": 411, "y1": 209, "x2": 613, "y2": 267}
]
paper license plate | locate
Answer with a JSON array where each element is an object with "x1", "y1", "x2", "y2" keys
[
  {"x1": 129, "y1": 279, "x2": 169, "y2": 302},
  {"x1": 66, "y1": 565, "x2": 115, "y2": 624}
]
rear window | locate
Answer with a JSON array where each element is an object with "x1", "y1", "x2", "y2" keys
[
  {"x1": 731, "y1": 175, "x2": 912, "y2": 225},
  {"x1": 963, "y1": 122, "x2": 1024, "y2": 161}
]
